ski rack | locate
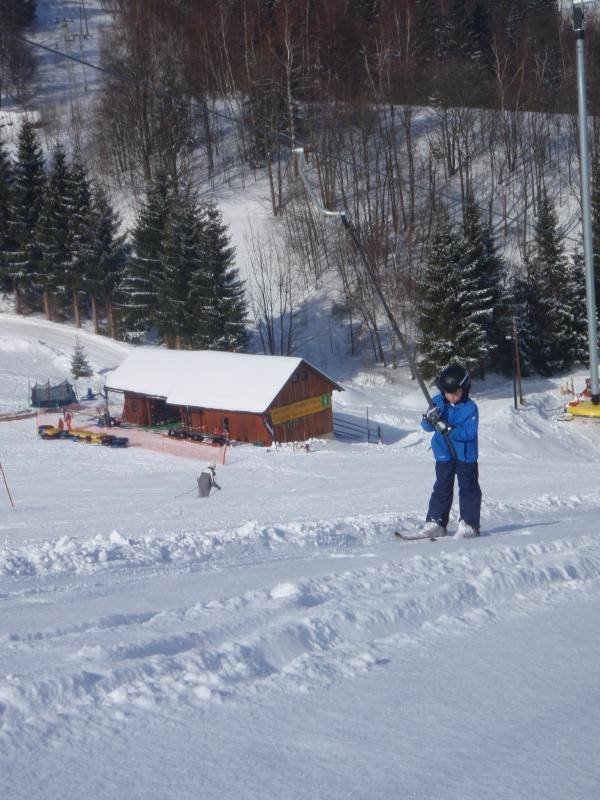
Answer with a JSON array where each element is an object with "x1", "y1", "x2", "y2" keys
[{"x1": 293, "y1": 148, "x2": 457, "y2": 459}]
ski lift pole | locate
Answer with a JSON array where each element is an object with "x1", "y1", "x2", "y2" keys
[
  {"x1": 0, "y1": 463, "x2": 15, "y2": 508},
  {"x1": 573, "y1": 0, "x2": 600, "y2": 404},
  {"x1": 293, "y1": 148, "x2": 457, "y2": 458}
]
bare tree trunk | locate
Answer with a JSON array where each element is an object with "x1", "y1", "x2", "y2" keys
[
  {"x1": 401, "y1": 106, "x2": 416, "y2": 230},
  {"x1": 91, "y1": 296, "x2": 99, "y2": 335},
  {"x1": 12, "y1": 279, "x2": 22, "y2": 315},
  {"x1": 107, "y1": 301, "x2": 117, "y2": 339},
  {"x1": 266, "y1": 151, "x2": 278, "y2": 216},
  {"x1": 202, "y1": 98, "x2": 214, "y2": 179},
  {"x1": 73, "y1": 290, "x2": 81, "y2": 329},
  {"x1": 43, "y1": 291, "x2": 52, "y2": 322}
]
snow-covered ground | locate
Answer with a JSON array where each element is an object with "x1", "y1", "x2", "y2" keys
[
  {"x1": 1, "y1": 315, "x2": 600, "y2": 799},
  {"x1": 0, "y1": 313, "x2": 130, "y2": 414},
  {"x1": 2, "y1": 5, "x2": 598, "y2": 795}
]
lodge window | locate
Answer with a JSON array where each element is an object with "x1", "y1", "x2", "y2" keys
[
  {"x1": 292, "y1": 373, "x2": 299, "y2": 383},
  {"x1": 131, "y1": 400, "x2": 138, "y2": 412},
  {"x1": 301, "y1": 370, "x2": 308, "y2": 381}
]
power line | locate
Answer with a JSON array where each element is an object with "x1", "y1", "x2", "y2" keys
[{"x1": 13, "y1": 33, "x2": 585, "y2": 248}]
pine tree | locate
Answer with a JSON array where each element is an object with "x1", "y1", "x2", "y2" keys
[
  {"x1": 22, "y1": 0, "x2": 37, "y2": 24},
  {"x1": 453, "y1": 248, "x2": 493, "y2": 375},
  {"x1": 34, "y1": 144, "x2": 73, "y2": 321},
  {"x1": 462, "y1": 188, "x2": 510, "y2": 374},
  {"x1": 419, "y1": 209, "x2": 499, "y2": 378},
  {"x1": 347, "y1": 0, "x2": 380, "y2": 24},
  {"x1": 155, "y1": 190, "x2": 205, "y2": 347},
  {"x1": 88, "y1": 184, "x2": 128, "y2": 338},
  {"x1": 68, "y1": 154, "x2": 95, "y2": 328},
  {"x1": 569, "y1": 250, "x2": 594, "y2": 366},
  {"x1": 471, "y1": 0, "x2": 491, "y2": 62},
  {"x1": 496, "y1": 0, "x2": 527, "y2": 44},
  {"x1": 4, "y1": 0, "x2": 37, "y2": 26},
  {"x1": 444, "y1": 0, "x2": 479, "y2": 61},
  {"x1": 418, "y1": 216, "x2": 465, "y2": 377},
  {"x1": 10, "y1": 120, "x2": 45, "y2": 309},
  {"x1": 523, "y1": 191, "x2": 583, "y2": 375},
  {"x1": 71, "y1": 339, "x2": 93, "y2": 380},
  {"x1": 414, "y1": 0, "x2": 444, "y2": 61},
  {"x1": 119, "y1": 171, "x2": 172, "y2": 339},
  {"x1": 196, "y1": 202, "x2": 248, "y2": 350},
  {"x1": 0, "y1": 139, "x2": 16, "y2": 302},
  {"x1": 526, "y1": 0, "x2": 547, "y2": 9}
]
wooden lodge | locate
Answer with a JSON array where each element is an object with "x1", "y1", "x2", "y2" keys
[{"x1": 105, "y1": 348, "x2": 342, "y2": 446}]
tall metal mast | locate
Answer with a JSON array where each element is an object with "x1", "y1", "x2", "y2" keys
[{"x1": 573, "y1": 0, "x2": 600, "y2": 404}]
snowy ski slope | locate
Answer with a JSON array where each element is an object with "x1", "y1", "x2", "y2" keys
[{"x1": 1, "y1": 317, "x2": 600, "y2": 799}]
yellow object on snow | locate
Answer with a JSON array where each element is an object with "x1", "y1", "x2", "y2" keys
[
  {"x1": 565, "y1": 400, "x2": 600, "y2": 419},
  {"x1": 70, "y1": 428, "x2": 105, "y2": 444}
]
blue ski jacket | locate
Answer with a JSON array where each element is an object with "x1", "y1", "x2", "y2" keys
[{"x1": 421, "y1": 393, "x2": 479, "y2": 463}]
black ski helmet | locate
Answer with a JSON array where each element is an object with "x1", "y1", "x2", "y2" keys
[{"x1": 436, "y1": 364, "x2": 470, "y2": 395}]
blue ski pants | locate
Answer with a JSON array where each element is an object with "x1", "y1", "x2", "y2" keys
[{"x1": 426, "y1": 460, "x2": 482, "y2": 530}]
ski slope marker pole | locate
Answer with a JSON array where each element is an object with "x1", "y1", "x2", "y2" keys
[
  {"x1": 293, "y1": 148, "x2": 457, "y2": 459},
  {"x1": 0, "y1": 463, "x2": 15, "y2": 508}
]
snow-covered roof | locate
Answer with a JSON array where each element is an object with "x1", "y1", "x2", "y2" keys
[{"x1": 105, "y1": 348, "x2": 341, "y2": 414}]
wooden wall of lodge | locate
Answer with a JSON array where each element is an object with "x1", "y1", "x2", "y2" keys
[
  {"x1": 268, "y1": 364, "x2": 334, "y2": 444},
  {"x1": 121, "y1": 363, "x2": 337, "y2": 445},
  {"x1": 185, "y1": 405, "x2": 333, "y2": 445},
  {"x1": 123, "y1": 393, "x2": 154, "y2": 427}
]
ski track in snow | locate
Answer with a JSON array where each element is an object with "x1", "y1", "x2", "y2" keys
[{"x1": 2, "y1": 525, "x2": 600, "y2": 749}]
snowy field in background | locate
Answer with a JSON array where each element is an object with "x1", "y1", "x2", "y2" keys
[{"x1": 1, "y1": 315, "x2": 600, "y2": 799}]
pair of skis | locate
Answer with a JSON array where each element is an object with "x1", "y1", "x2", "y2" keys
[
  {"x1": 394, "y1": 531, "x2": 439, "y2": 543},
  {"x1": 394, "y1": 529, "x2": 482, "y2": 542}
]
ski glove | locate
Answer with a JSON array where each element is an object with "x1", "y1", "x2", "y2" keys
[{"x1": 424, "y1": 406, "x2": 442, "y2": 424}]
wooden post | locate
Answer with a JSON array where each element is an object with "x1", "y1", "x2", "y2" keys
[
  {"x1": 73, "y1": 290, "x2": 81, "y2": 328},
  {"x1": 43, "y1": 291, "x2": 52, "y2": 321},
  {"x1": 103, "y1": 387, "x2": 111, "y2": 427},
  {"x1": 91, "y1": 296, "x2": 99, "y2": 334},
  {"x1": 13, "y1": 278, "x2": 22, "y2": 315},
  {"x1": 512, "y1": 319, "x2": 526, "y2": 406}
]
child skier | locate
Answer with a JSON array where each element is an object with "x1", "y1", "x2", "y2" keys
[
  {"x1": 420, "y1": 364, "x2": 482, "y2": 538},
  {"x1": 197, "y1": 462, "x2": 221, "y2": 498}
]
